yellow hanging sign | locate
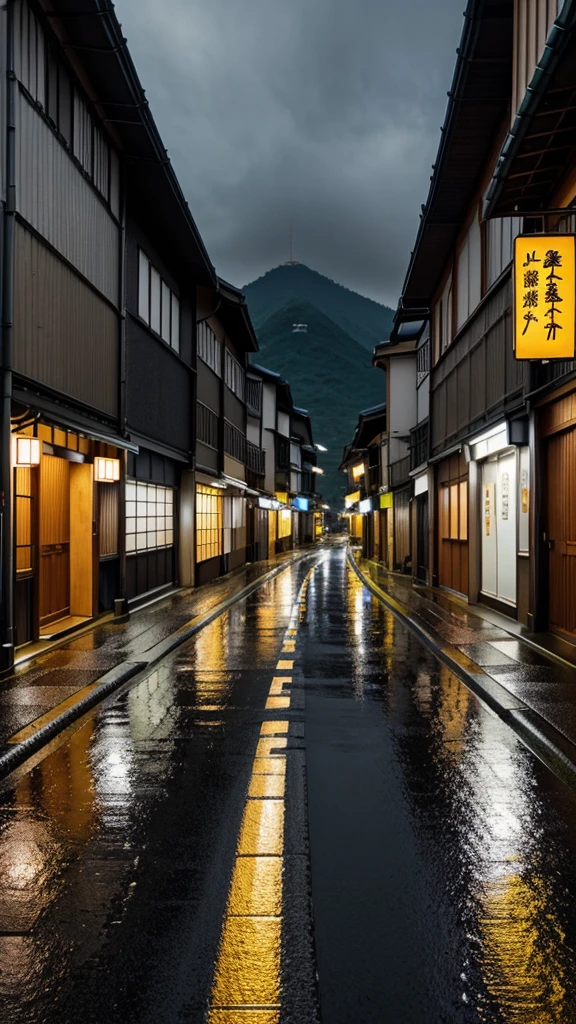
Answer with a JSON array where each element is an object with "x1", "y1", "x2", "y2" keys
[{"x1": 514, "y1": 234, "x2": 576, "y2": 359}]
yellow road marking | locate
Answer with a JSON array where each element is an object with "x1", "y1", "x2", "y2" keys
[
  {"x1": 209, "y1": 1012, "x2": 279, "y2": 1023},
  {"x1": 238, "y1": 800, "x2": 284, "y2": 856},
  {"x1": 252, "y1": 758, "x2": 286, "y2": 776},
  {"x1": 210, "y1": 917, "x2": 281, "y2": 1007},
  {"x1": 209, "y1": 560, "x2": 320, "y2": 1021},
  {"x1": 260, "y1": 721, "x2": 289, "y2": 735},
  {"x1": 227, "y1": 857, "x2": 282, "y2": 916},
  {"x1": 255, "y1": 736, "x2": 287, "y2": 758},
  {"x1": 269, "y1": 677, "x2": 291, "y2": 695},
  {"x1": 249, "y1": 775, "x2": 285, "y2": 798},
  {"x1": 265, "y1": 696, "x2": 291, "y2": 709}
]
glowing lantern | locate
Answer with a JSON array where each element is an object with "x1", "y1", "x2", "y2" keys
[
  {"x1": 94, "y1": 457, "x2": 120, "y2": 482},
  {"x1": 13, "y1": 436, "x2": 40, "y2": 467}
]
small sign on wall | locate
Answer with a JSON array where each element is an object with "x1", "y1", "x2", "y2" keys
[
  {"x1": 484, "y1": 483, "x2": 493, "y2": 537},
  {"x1": 514, "y1": 234, "x2": 576, "y2": 359},
  {"x1": 521, "y1": 468, "x2": 529, "y2": 515}
]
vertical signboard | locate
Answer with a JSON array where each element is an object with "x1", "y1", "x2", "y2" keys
[{"x1": 513, "y1": 235, "x2": 575, "y2": 359}]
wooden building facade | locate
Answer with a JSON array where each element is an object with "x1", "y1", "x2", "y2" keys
[{"x1": 0, "y1": 0, "x2": 322, "y2": 674}]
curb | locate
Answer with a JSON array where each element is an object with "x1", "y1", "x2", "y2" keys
[
  {"x1": 348, "y1": 550, "x2": 576, "y2": 791},
  {"x1": 0, "y1": 548, "x2": 317, "y2": 783}
]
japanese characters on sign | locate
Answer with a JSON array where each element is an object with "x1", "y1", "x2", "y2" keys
[{"x1": 513, "y1": 235, "x2": 575, "y2": 360}]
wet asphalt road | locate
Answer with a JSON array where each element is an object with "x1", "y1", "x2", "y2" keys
[{"x1": 2, "y1": 544, "x2": 576, "y2": 1022}]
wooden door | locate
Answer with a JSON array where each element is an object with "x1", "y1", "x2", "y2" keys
[
  {"x1": 438, "y1": 476, "x2": 469, "y2": 596},
  {"x1": 39, "y1": 455, "x2": 70, "y2": 624},
  {"x1": 547, "y1": 428, "x2": 576, "y2": 636}
]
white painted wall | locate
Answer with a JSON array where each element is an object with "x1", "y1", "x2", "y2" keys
[
  {"x1": 246, "y1": 418, "x2": 260, "y2": 446},
  {"x1": 388, "y1": 357, "x2": 417, "y2": 436},
  {"x1": 262, "y1": 382, "x2": 276, "y2": 430},
  {"x1": 417, "y1": 379, "x2": 429, "y2": 423},
  {"x1": 277, "y1": 410, "x2": 290, "y2": 437}
]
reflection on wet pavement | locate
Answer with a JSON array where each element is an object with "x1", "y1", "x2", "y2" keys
[
  {"x1": 2, "y1": 547, "x2": 576, "y2": 1022},
  {"x1": 304, "y1": 551, "x2": 576, "y2": 1023},
  {"x1": 0, "y1": 552, "x2": 303, "y2": 749},
  {"x1": 0, "y1": 560, "x2": 308, "y2": 1024}
]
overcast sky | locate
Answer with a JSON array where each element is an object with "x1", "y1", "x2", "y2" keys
[{"x1": 115, "y1": 0, "x2": 465, "y2": 308}]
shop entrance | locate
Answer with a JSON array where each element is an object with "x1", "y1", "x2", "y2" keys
[
  {"x1": 480, "y1": 451, "x2": 517, "y2": 607},
  {"x1": 39, "y1": 455, "x2": 93, "y2": 637}
]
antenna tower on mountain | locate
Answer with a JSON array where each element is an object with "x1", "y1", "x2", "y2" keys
[{"x1": 285, "y1": 219, "x2": 299, "y2": 266}]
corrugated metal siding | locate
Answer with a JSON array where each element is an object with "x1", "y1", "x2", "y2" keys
[
  {"x1": 15, "y1": 91, "x2": 119, "y2": 305},
  {"x1": 14, "y1": 223, "x2": 119, "y2": 416},
  {"x1": 430, "y1": 274, "x2": 529, "y2": 455}
]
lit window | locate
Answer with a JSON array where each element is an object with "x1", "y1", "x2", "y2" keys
[
  {"x1": 125, "y1": 479, "x2": 174, "y2": 554},
  {"x1": 196, "y1": 485, "x2": 223, "y2": 562}
]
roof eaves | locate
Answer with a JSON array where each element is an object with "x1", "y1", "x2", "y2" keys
[
  {"x1": 45, "y1": 0, "x2": 217, "y2": 287},
  {"x1": 396, "y1": 0, "x2": 513, "y2": 309},
  {"x1": 484, "y1": 0, "x2": 576, "y2": 217}
]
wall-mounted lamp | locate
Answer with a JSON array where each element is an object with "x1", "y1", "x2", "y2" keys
[
  {"x1": 13, "y1": 436, "x2": 40, "y2": 467},
  {"x1": 94, "y1": 457, "x2": 120, "y2": 482},
  {"x1": 311, "y1": 466, "x2": 324, "y2": 475}
]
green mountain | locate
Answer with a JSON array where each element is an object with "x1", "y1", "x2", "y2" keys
[
  {"x1": 244, "y1": 263, "x2": 394, "y2": 351},
  {"x1": 251, "y1": 300, "x2": 385, "y2": 508}
]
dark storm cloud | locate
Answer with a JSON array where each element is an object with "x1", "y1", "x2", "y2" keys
[{"x1": 115, "y1": 0, "x2": 465, "y2": 306}]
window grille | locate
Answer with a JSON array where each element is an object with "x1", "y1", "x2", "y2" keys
[
  {"x1": 224, "y1": 420, "x2": 246, "y2": 464},
  {"x1": 138, "y1": 249, "x2": 180, "y2": 351},
  {"x1": 197, "y1": 403, "x2": 219, "y2": 449},
  {"x1": 125, "y1": 480, "x2": 174, "y2": 553},
  {"x1": 225, "y1": 349, "x2": 245, "y2": 400},
  {"x1": 417, "y1": 341, "x2": 430, "y2": 386},
  {"x1": 197, "y1": 321, "x2": 221, "y2": 374},
  {"x1": 196, "y1": 485, "x2": 223, "y2": 562}
]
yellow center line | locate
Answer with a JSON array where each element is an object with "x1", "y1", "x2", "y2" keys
[{"x1": 208, "y1": 561, "x2": 318, "y2": 1023}]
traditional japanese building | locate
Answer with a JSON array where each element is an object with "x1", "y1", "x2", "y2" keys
[
  {"x1": 339, "y1": 404, "x2": 387, "y2": 557},
  {"x1": 388, "y1": 0, "x2": 576, "y2": 640},
  {"x1": 194, "y1": 279, "x2": 260, "y2": 586},
  {"x1": 2, "y1": 0, "x2": 214, "y2": 666}
]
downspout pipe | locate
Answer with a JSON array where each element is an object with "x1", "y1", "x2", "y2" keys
[{"x1": 1, "y1": 0, "x2": 16, "y2": 671}]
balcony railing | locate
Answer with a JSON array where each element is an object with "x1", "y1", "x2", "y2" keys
[
  {"x1": 224, "y1": 420, "x2": 246, "y2": 464},
  {"x1": 246, "y1": 440, "x2": 265, "y2": 476},
  {"x1": 246, "y1": 378, "x2": 263, "y2": 416},
  {"x1": 389, "y1": 455, "x2": 411, "y2": 489}
]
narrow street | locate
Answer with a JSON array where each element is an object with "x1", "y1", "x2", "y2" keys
[{"x1": 2, "y1": 542, "x2": 576, "y2": 1023}]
